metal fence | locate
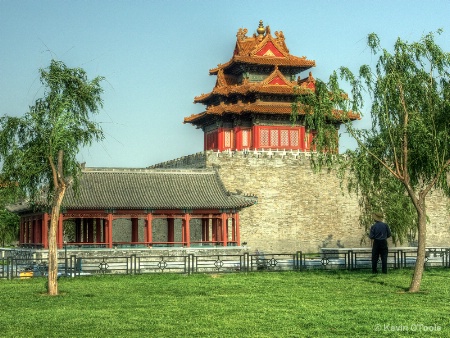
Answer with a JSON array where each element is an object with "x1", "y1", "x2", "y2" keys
[{"x1": 1, "y1": 247, "x2": 449, "y2": 279}]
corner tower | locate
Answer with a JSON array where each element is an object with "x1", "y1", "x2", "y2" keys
[{"x1": 184, "y1": 20, "x2": 351, "y2": 152}]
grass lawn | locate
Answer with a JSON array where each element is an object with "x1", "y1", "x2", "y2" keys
[{"x1": 1, "y1": 269, "x2": 449, "y2": 337}]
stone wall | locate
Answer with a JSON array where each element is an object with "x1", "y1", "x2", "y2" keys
[
  {"x1": 152, "y1": 150, "x2": 450, "y2": 253},
  {"x1": 21, "y1": 247, "x2": 246, "y2": 260},
  {"x1": 423, "y1": 190, "x2": 450, "y2": 246}
]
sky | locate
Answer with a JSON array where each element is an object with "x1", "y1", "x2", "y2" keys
[{"x1": 1, "y1": 1, "x2": 450, "y2": 168}]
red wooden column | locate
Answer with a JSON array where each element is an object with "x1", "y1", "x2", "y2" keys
[
  {"x1": 145, "y1": 213, "x2": 153, "y2": 247},
  {"x1": 104, "y1": 218, "x2": 109, "y2": 247},
  {"x1": 234, "y1": 213, "x2": 240, "y2": 246},
  {"x1": 167, "y1": 218, "x2": 174, "y2": 243},
  {"x1": 131, "y1": 218, "x2": 139, "y2": 243},
  {"x1": 42, "y1": 213, "x2": 49, "y2": 249},
  {"x1": 231, "y1": 216, "x2": 236, "y2": 244},
  {"x1": 102, "y1": 220, "x2": 107, "y2": 246},
  {"x1": 181, "y1": 220, "x2": 185, "y2": 244},
  {"x1": 57, "y1": 214, "x2": 64, "y2": 249},
  {"x1": 183, "y1": 213, "x2": 191, "y2": 247},
  {"x1": 299, "y1": 126, "x2": 306, "y2": 151},
  {"x1": 221, "y1": 212, "x2": 228, "y2": 247},
  {"x1": 106, "y1": 213, "x2": 113, "y2": 248},
  {"x1": 212, "y1": 218, "x2": 217, "y2": 243}
]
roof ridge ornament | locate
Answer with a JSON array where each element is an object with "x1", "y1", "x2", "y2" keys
[
  {"x1": 275, "y1": 30, "x2": 289, "y2": 53},
  {"x1": 257, "y1": 20, "x2": 265, "y2": 41},
  {"x1": 236, "y1": 27, "x2": 248, "y2": 41}
]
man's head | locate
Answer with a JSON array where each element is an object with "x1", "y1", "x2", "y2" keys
[{"x1": 373, "y1": 212, "x2": 384, "y2": 222}]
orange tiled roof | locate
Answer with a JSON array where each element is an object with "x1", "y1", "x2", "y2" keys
[
  {"x1": 184, "y1": 21, "x2": 360, "y2": 126},
  {"x1": 184, "y1": 101, "x2": 299, "y2": 124},
  {"x1": 184, "y1": 101, "x2": 360, "y2": 124},
  {"x1": 210, "y1": 21, "x2": 315, "y2": 74},
  {"x1": 210, "y1": 55, "x2": 315, "y2": 73},
  {"x1": 194, "y1": 67, "x2": 315, "y2": 103}
]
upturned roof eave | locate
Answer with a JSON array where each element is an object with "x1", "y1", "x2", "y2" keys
[
  {"x1": 193, "y1": 85, "x2": 297, "y2": 104},
  {"x1": 184, "y1": 104, "x2": 361, "y2": 125},
  {"x1": 209, "y1": 57, "x2": 316, "y2": 74}
]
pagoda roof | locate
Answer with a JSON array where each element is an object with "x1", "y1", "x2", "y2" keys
[
  {"x1": 210, "y1": 21, "x2": 315, "y2": 74},
  {"x1": 8, "y1": 168, "x2": 257, "y2": 213},
  {"x1": 184, "y1": 21, "x2": 360, "y2": 126},
  {"x1": 185, "y1": 101, "x2": 295, "y2": 124},
  {"x1": 194, "y1": 67, "x2": 315, "y2": 104},
  {"x1": 184, "y1": 101, "x2": 360, "y2": 125}
]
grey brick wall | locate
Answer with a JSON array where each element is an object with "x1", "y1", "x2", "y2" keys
[{"x1": 152, "y1": 151, "x2": 450, "y2": 253}]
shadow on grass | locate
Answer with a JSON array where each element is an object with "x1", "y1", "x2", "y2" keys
[
  {"x1": 364, "y1": 273, "x2": 432, "y2": 294},
  {"x1": 365, "y1": 276, "x2": 409, "y2": 292}
]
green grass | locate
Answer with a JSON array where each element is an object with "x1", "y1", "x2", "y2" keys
[{"x1": 1, "y1": 269, "x2": 449, "y2": 337}]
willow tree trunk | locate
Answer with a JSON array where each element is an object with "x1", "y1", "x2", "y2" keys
[
  {"x1": 47, "y1": 185, "x2": 66, "y2": 296},
  {"x1": 409, "y1": 200, "x2": 427, "y2": 293}
]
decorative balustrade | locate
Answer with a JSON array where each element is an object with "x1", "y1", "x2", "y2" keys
[{"x1": 1, "y1": 247, "x2": 448, "y2": 279}]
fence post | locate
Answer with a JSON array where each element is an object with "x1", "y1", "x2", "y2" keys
[
  {"x1": 296, "y1": 251, "x2": 303, "y2": 271},
  {"x1": 135, "y1": 255, "x2": 141, "y2": 274},
  {"x1": 242, "y1": 252, "x2": 248, "y2": 272},
  {"x1": 187, "y1": 254, "x2": 191, "y2": 275},
  {"x1": 347, "y1": 250, "x2": 350, "y2": 270},
  {"x1": 187, "y1": 253, "x2": 195, "y2": 275},
  {"x1": 128, "y1": 254, "x2": 136, "y2": 275},
  {"x1": 447, "y1": 249, "x2": 450, "y2": 268},
  {"x1": 7, "y1": 256, "x2": 13, "y2": 280},
  {"x1": 247, "y1": 252, "x2": 250, "y2": 272},
  {"x1": 69, "y1": 255, "x2": 77, "y2": 277},
  {"x1": 75, "y1": 256, "x2": 82, "y2": 276}
]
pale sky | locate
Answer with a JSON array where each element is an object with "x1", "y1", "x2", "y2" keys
[{"x1": 1, "y1": 1, "x2": 449, "y2": 168}]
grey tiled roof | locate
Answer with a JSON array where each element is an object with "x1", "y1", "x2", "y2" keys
[{"x1": 61, "y1": 168, "x2": 257, "y2": 210}]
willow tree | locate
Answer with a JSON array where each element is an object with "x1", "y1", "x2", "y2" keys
[
  {"x1": 292, "y1": 31, "x2": 450, "y2": 292},
  {"x1": 0, "y1": 181, "x2": 21, "y2": 246},
  {"x1": 0, "y1": 60, "x2": 104, "y2": 295}
]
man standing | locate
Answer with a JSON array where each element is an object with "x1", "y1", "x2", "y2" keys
[{"x1": 369, "y1": 212, "x2": 392, "y2": 274}]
